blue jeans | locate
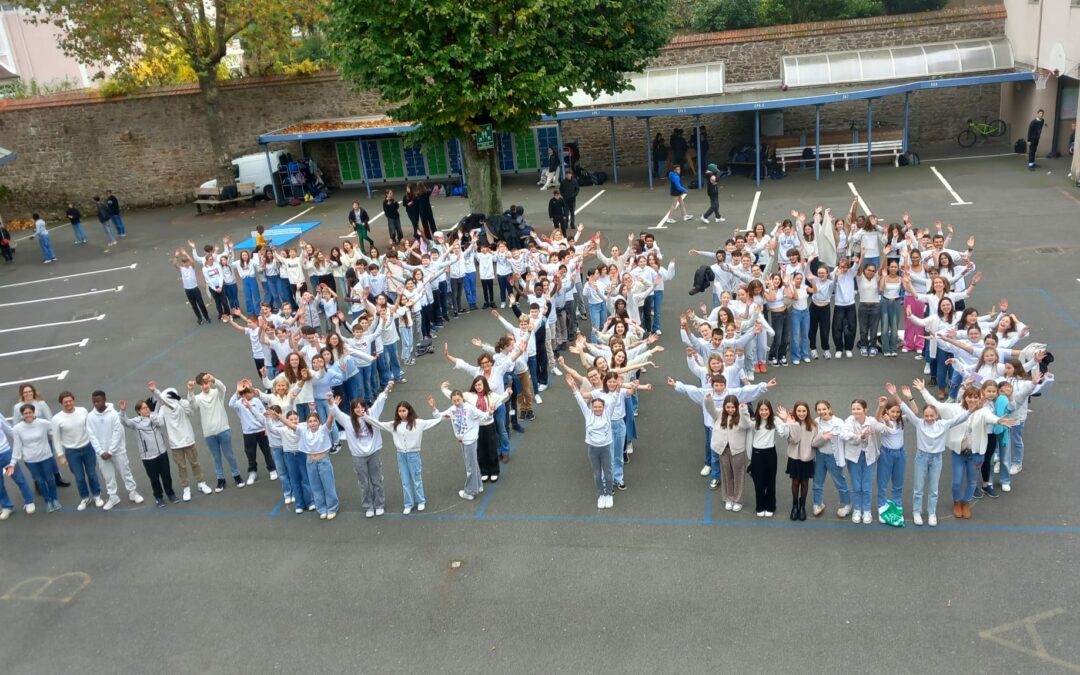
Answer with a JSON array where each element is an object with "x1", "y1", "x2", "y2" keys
[
  {"x1": 704, "y1": 426, "x2": 721, "y2": 480},
  {"x1": 880, "y1": 298, "x2": 901, "y2": 354},
  {"x1": 912, "y1": 450, "x2": 943, "y2": 515},
  {"x1": 876, "y1": 446, "x2": 905, "y2": 509},
  {"x1": 224, "y1": 283, "x2": 240, "y2": 312},
  {"x1": 100, "y1": 221, "x2": 117, "y2": 243},
  {"x1": 495, "y1": 402, "x2": 510, "y2": 457},
  {"x1": 295, "y1": 402, "x2": 310, "y2": 422},
  {"x1": 64, "y1": 443, "x2": 101, "y2": 499},
  {"x1": 242, "y1": 277, "x2": 261, "y2": 315},
  {"x1": 70, "y1": 222, "x2": 87, "y2": 243},
  {"x1": 345, "y1": 374, "x2": 363, "y2": 408},
  {"x1": 497, "y1": 275, "x2": 513, "y2": 302},
  {"x1": 358, "y1": 365, "x2": 376, "y2": 401},
  {"x1": 284, "y1": 451, "x2": 313, "y2": 508},
  {"x1": 383, "y1": 342, "x2": 403, "y2": 379},
  {"x1": 847, "y1": 452, "x2": 872, "y2": 512},
  {"x1": 37, "y1": 232, "x2": 56, "y2": 261},
  {"x1": 995, "y1": 432, "x2": 1012, "y2": 487},
  {"x1": 790, "y1": 307, "x2": 809, "y2": 361},
  {"x1": 950, "y1": 452, "x2": 982, "y2": 502},
  {"x1": 314, "y1": 398, "x2": 340, "y2": 446},
  {"x1": 376, "y1": 347, "x2": 392, "y2": 387},
  {"x1": 860, "y1": 256, "x2": 880, "y2": 272},
  {"x1": 934, "y1": 347, "x2": 953, "y2": 392},
  {"x1": 396, "y1": 452, "x2": 425, "y2": 508},
  {"x1": 0, "y1": 449, "x2": 36, "y2": 507},
  {"x1": 262, "y1": 277, "x2": 279, "y2": 309},
  {"x1": 588, "y1": 302, "x2": 608, "y2": 343},
  {"x1": 464, "y1": 272, "x2": 477, "y2": 306},
  {"x1": 1010, "y1": 421, "x2": 1026, "y2": 468},
  {"x1": 205, "y1": 430, "x2": 241, "y2": 480},
  {"x1": 812, "y1": 451, "x2": 850, "y2": 508},
  {"x1": 110, "y1": 213, "x2": 125, "y2": 235},
  {"x1": 651, "y1": 290, "x2": 665, "y2": 333},
  {"x1": 625, "y1": 394, "x2": 638, "y2": 442},
  {"x1": 306, "y1": 455, "x2": 339, "y2": 515},
  {"x1": 270, "y1": 446, "x2": 293, "y2": 500},
  {"x1": 24, "y1": 457, "x2": 59, "y2": 505},
  {"x1": 610, "y1": 418, "x2": 627, "y2": 483}
]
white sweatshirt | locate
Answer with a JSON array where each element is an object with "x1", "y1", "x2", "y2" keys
[
  {"x1": 330, "y1": 391, "x2": 389, "y2": 458},
  {"x1": 86, "y1": 404, "x2": 126, "y2": 457},
  {"x1": 187, "y1": 379, "x2": 231, "y2": 436},
  {"x1": 574, "y1": 391, "x2": 614, "y2": 447},
  {"x1": 151, "y1": 388, "x2": 197, "y2": 449},
  {"x1": 365, "y1": 415, "x2": 443, "y2": 454},
  {"x1": 51, "y1": 407, "x2": 91, "y2": 450},
  {"x1": 11, "y1": 418, "x2": 53, "y2": 464}
]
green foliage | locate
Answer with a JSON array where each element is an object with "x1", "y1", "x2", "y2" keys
[
  {"x1": 325, "y1": 0, "x2": 673, "y2": 144},
  {"x1": 0, "y1": 76, "x2": 81, "y2": 99},
  {"x1": 688, "y1": 0, "x2": 956, "y2": 32},
  {"x1": 690, "y1": 0, "x2": 759, "y2": 32},
  {"x1": 279, "y1": 59, "x2": 323, "y2": 77},
  {"x1": 756, "y1": 0, "x2": 883, "y2": 26},
  {"x1": 883, "y1": 0, "x2": 948, "y2": 14}
]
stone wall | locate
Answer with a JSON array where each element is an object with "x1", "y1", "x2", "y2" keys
[{"x1": 0, "y1": 6, "x2": 1008, "y2": 213}]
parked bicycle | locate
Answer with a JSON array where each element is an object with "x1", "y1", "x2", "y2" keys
[{"x1": 957, "y1": 118, "x2": 1006, "y2": 148}]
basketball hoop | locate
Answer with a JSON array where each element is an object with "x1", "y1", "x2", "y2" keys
[{"x1": 1034, "y1": 67, "x2": 1053, "y2": 91}]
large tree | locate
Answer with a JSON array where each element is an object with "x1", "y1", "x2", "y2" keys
[
  {"x1": 326, "y1": 0, "x2": 672, "y2": 215},
  {"x1": 25, "y1": 1, "x2": 317, "y2": 187}
]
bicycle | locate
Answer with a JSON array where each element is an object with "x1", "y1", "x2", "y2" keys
[{"x1": 957, "y1": 118, "x2": 1006, "y2": 148}]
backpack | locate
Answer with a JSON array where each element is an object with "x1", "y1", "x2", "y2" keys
[
  {"x1": 592, "y1": 171, "x2": 607, "y2": 186},
  {"x1": 800, "y1": 147, "x2": 814, "y2": 168},
  {"x1": 1014, "y1": 139, "x2": 1027, "y2": 154},
  {"x1": 577, "y1": 170, "x2": 594, "y2": 187}
]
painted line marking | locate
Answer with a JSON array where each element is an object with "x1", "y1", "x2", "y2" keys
[
  {"x1": 0, "y1": 314, "x2": 106, "y2": 334},
  {"x1": 574, "y1": 189, "x2": 606, "y2": 215},
  {"x1": 1057, "y1": 188, "x2": 1080, "y2": 208},
  {"x1": 0, "y1": 285, "x2": 123, "y2": 308},
  {"x1": 0, "y1": 370, "x2": 69, "y2": 388},
  {"x1": 0, "y1": 339, "x2": 88, "y2": 358},
  {"x1": 745, "y1": 190, "x2": 762, "y2": 231},
  {"x1": 847, "y1": 182, "x2": 871, "y2": 214},
  {"x1": 1038, "y1": 288, "x2": 1080, "y2": 337},
  {"x1": 0, "y1": 263, "x2": 136, "y2": 290},
  {"x1": 927, "y1": 152, "x2": 1016, "y2": 162},
  {"x1": 930, "y1": 166, "x2": 973, "y2": 205},
  {"x1": 650, "y1": 194, "x2": 687, "y2": 230},
  {"x1": 980, "y1": 609, "x2": 1080, "y2": 673},
  {"x1": 339, "y1": 211, "x2": 385, "y2": 238},
  {"x1": 279, "y1": 206, "x2": 314, "y2": 227}
]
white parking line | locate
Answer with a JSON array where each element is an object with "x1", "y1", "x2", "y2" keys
[
  {"x1": 929, "y1": 166, "x2": 973, "y2": 206},
  {"x1": 0, "y1": 285, "x2": 123, "y2": 308},
  {"x1": 280, "y1": 206, "x2": 315, "y2": 226},
  {"x1": 0, "y1": 314, "x2": 106, "y2": 334},
  {"x1": 649, "y1": 195, "x2": 686, "y2": 230},
  {"x1": 847, "y1": 182, "x2": 871, "y2": 214},
  {"x1": 339, "y1": 212, "x2": 385, "y2": 238},
  {"x1": 745, "y1": 190, "x2": 762, "y2": 231},
  {"x1": 575, "y1": 189, "x2": 606, "y2": 215},
  {"x1": 0, "y1": 263, "x2": 137, "y2": 290},
  {"x1": 0, "y1": 370, "x2": 69, "y2": 388},
  {"x1": 0, "y1": 339, "x2": 88, "y2": 358}
]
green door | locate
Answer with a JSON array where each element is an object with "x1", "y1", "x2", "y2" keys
[
  {"x1": 425, "y1": 143, "x2": 449, "y2": 177},
  {"x1": 514, "y1": 132, "x2": 539, "y2": 170},
  {"x1": 336, "y1": 142, "x2": 362, "y2": 182},
  {"x1": 379, "y1": 138, "x2": 405, "y2": 179}
]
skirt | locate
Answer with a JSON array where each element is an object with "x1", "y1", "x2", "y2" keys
[{"x1": 785, "y1": 457, "x2": 814, "y2": 480}]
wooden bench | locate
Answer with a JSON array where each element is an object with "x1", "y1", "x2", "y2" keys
[
  {"x1": 194, "y1": 182, "x2": 258, "y2": 214},
  {"x1": 777, "y1": 139, "x2": 904, "y2": 172}
]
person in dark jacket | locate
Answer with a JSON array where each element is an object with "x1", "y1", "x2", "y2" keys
[
  {"x1": 701, "y1": 164, "x2": 724, "y2": 223},
  {"x1": 540, "y1": 147, "x2": 560, "y2": 190},
  {"x1": 403, "y1": 184, "x2": 422, "y2": 239},
  {"x1": 548, "y1": 190, "x2": 568, "y2": 235},
  {"x1": 1027, "y1": 109, "x2": 1045, "y2": 170},
  {"x1": 669, "y1": 129, "x2": 689, "y2": 175},
  {"x1": 416, "y1": 182, "x2": 436, "y2": 239},
  {"x1": 662, "y1": 165, "x2": 692, "y2": 223},
  {"x1": 559, "y1": 170, "x2": 580, "y2": 228},
  {"x1": 347, "y1": 201, "x2": 374, "y2": 252},
  {"x1": 105, "y1": 190, "x2": 126, "y2": 236},
  {"x1": 66, "y1": 203, "x2": 88, "y2": 244},
  {"x1": 382, "y1": 189, "x2": 404, "y2": 244},
  {"x1": 0, "y1": 223, "x2": 12, "y2": 262},
  {"x1": 93, "y1": 195, "x2": 117, "y2": 246}
]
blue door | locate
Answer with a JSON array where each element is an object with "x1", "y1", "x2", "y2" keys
[
  {"x1": 447, "y1": 138, "x2": 462, "y2": 176},
  {"x1": 360, "y1": 139, "x2": 383, "y2": 180},
  {"x1": 403, "y1": 143, "x2": 426, "y2": 178},
  {"x1": 495, "y1": 133, "x2": 515, "y2": 172},
  {"x1": 535, "y1": 126, "x2": 560, "y2": 168}
]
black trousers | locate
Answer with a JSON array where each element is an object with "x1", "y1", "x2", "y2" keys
[
  {"x1": 535, "y1": 324, "x2": 549, "y2": 385},
  {"x1": 387, "y1": 216, "x2": 404, "y2": 243},
  {"x1": 749, "y1": 446, "x2": 777, "y2": 513},
  {"x1": 1027, "y1": 138, "x2": 1039, "y2": 165},
  {"x1": 142, "y1": 453, "x2": 175, "y2": 500},
  {"x1": 565, "y1": 199, "x2": 577, "y2": 227},
  {"x1": 703, "y1": 195, "x2": 721, "y2": 219},
  {"x1": 982, "y1": 433, "x2": 998, "y2": 483},
  {"x1": 831, "y1": 304, "x2": 857, "y2": 351},
  {"x1": 768, "y1": 309, "x2": 790, "y2": 361},
  {"x1": 477, "y1": 423, "x2": 500, "y2": 477},
  {"x1": 209, "y1": 287, "x2": 231, "y2": 318},
  {"x1": 242, "y1": 432, "x2": 276, "y2": 473},
  {"x1": 450, "y1": 278, "x2": 465, "y2": 313},
  {"x1": 481, "y1": 279, "x2": 495, "y2": 307},
  {"x1": 185, "y1": 287, "x2": 210, "y2": 321},
  {"x1": 552, "y1": 217, "x2": 567, "y2": 236},
  {"x1": 809, "y1": 303, "x2": 831, "y2": 350}
]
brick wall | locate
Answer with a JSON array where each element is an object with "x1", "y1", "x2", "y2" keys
[{"x1": 0, "y1": 6, "x2": 1008, "y2": 214}]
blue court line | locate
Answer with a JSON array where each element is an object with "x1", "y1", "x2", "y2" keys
[
  {"x1": 269, "y1": 499, "x2": 284, "y2": 517},
  {"x1": 102, "y1": 329, "x2": 203, "y2": 390},
  {"x1": 703, "y1": 486, "x2": 713, "y2": 525},
  {"x1": 1038, "y1": 288, "x2": 1080, "y2": 337}
]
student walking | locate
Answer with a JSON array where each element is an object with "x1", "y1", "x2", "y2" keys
[
  {"x1": 700, "y1": 165, "x2": 724, "y2": 223},
  {"x1": 94, "y1": 196, "x2": 118, "y2": 245},
  {"x1": 661, "y1": 166, "x2": 693, "y2": 224},
  {"x1": 105, "y1": 190, "x2": 126, "y2": 236},
  {"x1": 31, "y1": 213, "x2": 57, "y2": 263},
  {"x1": 66, "y1": 203, "x2": 88, "y2": 244}
]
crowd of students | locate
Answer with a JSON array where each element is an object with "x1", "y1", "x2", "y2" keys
[{"x1": 0, "y1": 194, "x2": 1056, "y2": 528}]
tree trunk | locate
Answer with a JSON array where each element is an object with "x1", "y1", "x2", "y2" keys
[
  {"x1": 461, "y1": 135, "x2": 502, "y2": 215},
  {"x1": 196, "y1": 71, "x2": 235, "y2": 188}
]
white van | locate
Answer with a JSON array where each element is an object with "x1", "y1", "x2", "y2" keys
[{"x1": 201, "y1": 150, "x2": 287, "y2": 201}]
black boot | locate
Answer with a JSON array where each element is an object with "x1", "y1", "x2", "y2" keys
[
  {"x1": 55, "y1": 472, "x2": 71, "y2": 488},
  {"x1": 798, "y1": 497, "x2": 807, "y2": 521},
  {"x1": 790, "y1": 502, "x2": 799, "y2": 520}
]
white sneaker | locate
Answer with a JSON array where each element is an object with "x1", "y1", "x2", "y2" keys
[
  {"x1": 811, "y1": 349, "x2": 818, "y2": 360},
  {"x1": 246, "y1": 472, "x2": 257, "y2": 485},
  {"x1": 700, "y1": 216, "x2": 709, "y2": 224},
  {"x1": 375, "y1": 508, "x2": 385, "y2": 516},
  {"x1": 625, "y1": 443, "x2": 634, "y2": 455},
  {"x1": 269, "y1": 470, "x2": 279, "y2": 481},
  {"x1": 700, "y1": 465, "x2": 711, "y2": 477},
  {"x1": 824, "y1": 350, "x2": 832, "y2": 360},
  {"x1": 861, "y1": 511, "x2": 872, "y2": 524},
  {"x1": 851, "y1": 509, "x2": 862, "y2": 523},
  {"x1": 500, "y1": 302, "x2": 506, "y2": 309},
  {"x1": 319, "y1": 512, "x2": 327, "y2": 520},
  {"x1": 605, "y1": 495, "x2": 614, "y2": 508},
  {"x1": 1009, "y1": 464, "x2": 1022, "y2": 475},
  {"x1": 764, "y1": 511, "x2": 774, "y2": 518},
  {"x1": 715, "y1": 217, "x2": 725, "y2": 223},
  {"x1": 417, "y1": 503, "x2": 426, "y2": 512},
  {"x1": 534, "y1": 394, "x2": 543, "y2": 405},
  {"x1": 682, "y1": 214, "x2": 694, "y2": 221},
  {"x1": 928, "y1": 514, "x2": 938, "y2": 527},
  {"x1": 295, "y1": 507, "x2": 304, "y2": 514},
  {"x1": 724, "y1": 501, "x2": 733, "y2": 511},
  {"x1": 365, "y1": 509, "x2": 375, "y2": 518},
  {"x1": 732, "y1": 503, "x2": 743, "y2": 512},
  {"x1": 103, "y1": 495, "x2": 121, "y2": 511},
  {"x1": 923, "y1": 363, "x2": 931, "y2": 375},
  {"x1": 837, "y1": 505, "x2": 852, "y2": 518},
  {"x1": 835, "y1": 351, "x2": 843, "y2": 359},
  {"x1": 459, "y1": 490, "x2": 475, "y2": 501},
  {"x1": 93, "y1": 495, "x2": 105, "y2": 508},
  {"x1": 307, "y1": 504, "x2": 316, "y2": 511},
  {"x1": 860, "y1": 347, "x2": 868, "y2": 357},
  {"x1": 665, "y1": 218, "x2": 676, "y2": 224},
  {"x1": 24, "y1": 503, "x2": 36, "y2": 515},
  {"x1": 78, "y1": 498, "x2": 91, "y2": 511},
  {"x1": 0, "y1": 508, "x2": 11, "y2": 520},
  {"x1": 845, "y1": 351, "x2": 854, "y2": 359},
  {"x1": 183, "y1": 487, "x2": 192, "y2": 502},
  {"x1": 756, "y1": 511, "x2": 765, "y2": 517},
  {"x1": 326, "y1": 512, "x2": 336, "y2": 520},
  {"x1": 869, "y1": 348, "x2": 878, "y2": 357},
  {"x1": 913, "y1": 512, "x2": 924, "y2": 526},
  {"x1": 597, "y1": 496, "x2": 605, "y2": 509},
  {"x1": 129, "y1": 491, "x2": 144, "y2": 504},
  {"x1": 285, "y1": 496, "x2": 295, "y2": 505},
  {"x1": 538, "y1": 384, "x2": 548, "y2": 393},
  {"x1": 1001, "y1": 483, "x2": 1012, "y2": 493},
  {"x1": 197, "y1": 482, "x2": 212, "y2": 495},
  {"x1": 403, "y1": 506, "x2": 412, "y2": 515},
  {"x1": 552, "y1": 366, "x2": 563, "y2": 376}
]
